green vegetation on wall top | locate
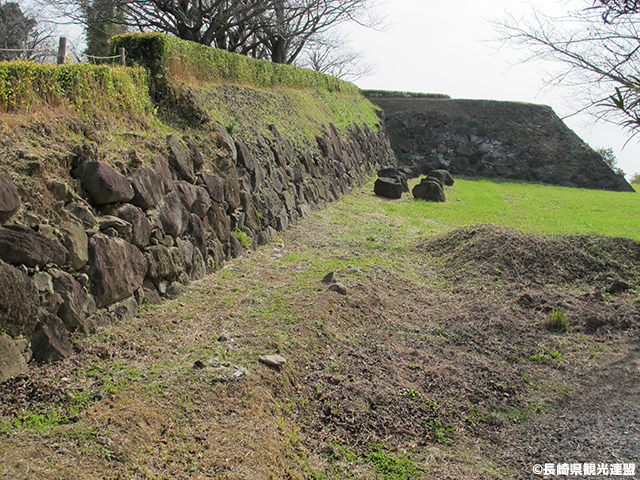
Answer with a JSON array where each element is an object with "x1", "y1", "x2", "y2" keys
[
  {"x1": 0, "y1": 60, "x2": 152, "y2": 119},
  {"x1": 111, "y1": 33, "x2": 361, "y2": 101},
  {"x1": 362, "y1": 89, "x2": 451, "y2": 99}
]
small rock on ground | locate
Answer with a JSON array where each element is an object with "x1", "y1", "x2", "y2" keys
[
  {"x1": 259, "y1": 354, "x2": 287, "y2": 367},
  {"x1": 328, "y1": 282, "x2": 347, "y2": 295}
]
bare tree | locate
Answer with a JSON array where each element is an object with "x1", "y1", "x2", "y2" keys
[
  {"x1": 296, "y1": 31, "x2": 375, "y2": 81},
  {"x1": 494, "y1": 1, "x2": 640, "y2": 136},
  {"x1": 248, "y1": 0, "x2": 383, "y2": 64},
  {"x1": 0, "y1": 1, "x2": 36, "y2": 60},
  {"x1": 39, "y1": 0, "x2": 383, "y2": 70},
  {"x1": 0, "y1": 1, "x2": 58, "y2": 62}
]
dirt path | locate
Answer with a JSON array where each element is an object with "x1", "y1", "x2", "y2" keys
[{"x1": 1, "y1": 192, "x2": 639, "y2": 479}]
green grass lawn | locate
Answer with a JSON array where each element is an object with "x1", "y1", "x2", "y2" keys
[{"x1": 374, "y1": 177, "x2": 640, "y2": 241}]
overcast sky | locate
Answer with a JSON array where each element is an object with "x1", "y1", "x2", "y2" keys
[{"x1": 346, "y1": 0, "x2": 640, "y2": 177}]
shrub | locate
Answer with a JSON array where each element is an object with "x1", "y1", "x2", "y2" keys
[
  {"x1": 0, "y1": 60, "x2": 152, "y2": 119},
  {"x1": 110, "y1": 33, "x2": 361, "y2": 105}
]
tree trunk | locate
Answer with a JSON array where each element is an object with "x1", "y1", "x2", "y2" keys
[{"x1": 271, "y1": 36, "x2": 286, "y2": 63}]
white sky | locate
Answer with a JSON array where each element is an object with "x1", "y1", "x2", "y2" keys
[{"x1": 347, "y1": 0, "x2": 640, "y2": 177}]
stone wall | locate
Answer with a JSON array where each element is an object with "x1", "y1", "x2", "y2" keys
[
  {"x1": 0, "y1": 121, "x2": 393, "y2": 380},
  {"x1": 368, "y1": 96, "x2": 635, "y2": 192}
]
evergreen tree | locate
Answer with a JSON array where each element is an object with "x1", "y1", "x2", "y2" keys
[{"x1": 0, "y1": 2, "x2": 37, "y2": 61}]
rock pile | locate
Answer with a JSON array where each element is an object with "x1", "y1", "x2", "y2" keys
[
  {"x1": 0, "y1": 121, "x2": 393, "y2": 381},
  {"x1": 373, "y1": 166, "x2": 453, "y2": 203}
]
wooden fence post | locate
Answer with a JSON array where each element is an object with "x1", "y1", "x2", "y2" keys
[
  {"x1": 119, "y1": 47, "x2": 126, "y2": 66},
  {"x1": 57, "y1": 37, "x2": 67, "y2": 65}
]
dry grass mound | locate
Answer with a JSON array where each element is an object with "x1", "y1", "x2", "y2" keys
[{"x1": 420, "y1": 224, "x2": 640, "y2": 286}]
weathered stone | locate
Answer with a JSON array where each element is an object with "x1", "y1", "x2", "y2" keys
[
  {"x1": 607, "y1": 279, "x2": 630, "y2": 294},
  {"x1": 115, "y1": 204, "x2": 152, "y2": 249},
  {"x1": 167, "y1": 134, "x2": 195, "y2": 183},
  {"x1": 131, "y1": 167, "x2": 165, "y2": 210},
  {"x1": 374, "y1": 177, "x2": 403, "y2": 199},
  {"x1": 157, "y1": 191, "x2": 191, "y2": 237},
  {"x1": 87, "y1": 235, "x2": 148, "y2": 308},
  {"x1": 230, "y1": 234, "x2": 244, "y2": 258},
  {"x1": 321, "y1": 272, "x2": 334, "y2": 284},
  {"x1": 99, "y1": 215, "x2": 133, "y2": 241},
  {"x1": 165, "y1": 281, "x2": 187, "y2": 299},
  {"x1": 328, "y1": 282, "x2": 347, "y2": 295},
  {"x1": 47, "y1": 180, "x2": 73, "y2": 203},
  {"x1": 173, "y1": 180, "x2": 198, "y2": 210},
  {"x1": 241, "y1": 190, "x2": 260, "y2": 232},
  {"x1": 65, "y1": 202, "x2": 97, "y2": 228},
  {"x1": 76, "y1": 161, "x2": 134, "y2": 205},
  {"x1": 259, "y1": 354, "x2": 287, "y2": 367},
  {"x1": 190, "y1": 248, "x2": 207, "y2": 280},
  {"x1": 178, "y1": 237, "x2": 194, "y2": 269},
  {"x1": 0, "y1": 335, "x2": 28, "y2": 383},
  {"x1": 143, "y1": 285, "x2": 163, "y2": 305},
  {"x1": 184, "y1": 136, "x2": 204, "y2": 172},
  {"x1": 216, "y1": 123, "x2": 237, "y2": 161},
  {"x1": 236, "y1": 140, "x2": 257, "y2": 173},
  {"x1": 42, "y1": 291, "x2": 63, "y2": 315},
  {"x1": 32, "y1": 271, "x2": 53, "y2": 292},
  {"x1": 192, "y1": 186, "x2": 211, "y2": 218},
  {"x1": 23, "y1": 212, "x2": 40, "y2": 228},
  {"x1": 0, "y1": 224, "x2": 67, "y2": 268},
  {"x1": 110, "y1": 297, "x2": 138, "y2": 323},
  {"x1": 31, "y1": 312, "x2": 73, "y2": 362},
  {"x1": 412, "y1": 179, "x2": 446, "y2": 202},
  {"x1": 188, "y1": 214, "x2": 206, "y2": 256},
  {"x1": 50, "y1": 269, "x2": 96, "y2": 332},
  {"x1": 60, "y1": 220, "x2": 89, "y2": 270},
  {"x1": 262, "y1": 188, "x2": 282, "y2": 220},
  {"x1": 428, "y1": 169, "x2": 455, "y2": 186},
  {"x1": 206, "y1": 201, "x2": 231, "y2": 243},
  {"x1": 150, "y1": 155, "x2": 173, "y2": 193},
  {"x1": 200, "y1": 172, "x2": 225, "y2": 203},
  {"x1": 0, "y1": 174, "x2": 21, "y2": 224},
  {"x1": 144, "y1": 244, "x2": 182, "y2": 284},
  {"x1": 223, "y1": 168, "x2": 241, "y2": 212}
]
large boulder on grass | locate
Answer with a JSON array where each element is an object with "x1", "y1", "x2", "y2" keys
[
  {"x1": 377, "y1": 167, "x2": 409, "y2": 192},
  {"x1": 412, "y1": 178, "x2": 446, "y2": 202},
  {"x1": 428, "y1": 169, "x2": 455, "y2": 187},
  {"x1": 374, "y1": 177, "x2": 404, "y2": 199}
]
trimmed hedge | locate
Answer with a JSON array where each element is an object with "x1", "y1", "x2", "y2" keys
[
  {"x1": 362, "y1": 89, "x2": 451, "y2": 99},
  {"x1": 0, "y1": 61, "x2": 152, "y2": 117},
  {"x1": 110, "y1": 33, "x2": 361, "y2": 103}
]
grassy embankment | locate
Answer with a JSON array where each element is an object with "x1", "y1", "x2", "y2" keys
[{"x1": 1, "y1": 177, "x2": 639, "y2": 479}]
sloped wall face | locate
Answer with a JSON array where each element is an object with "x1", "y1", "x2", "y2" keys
[
  {"x1": 370, "y1": 97, "x2": 634, "y2": 192},
  {"x1": 0, "y1": 120, "x2": 393, "y2": 372}
]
